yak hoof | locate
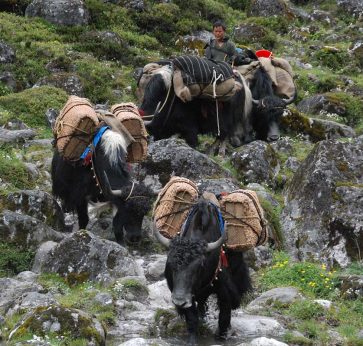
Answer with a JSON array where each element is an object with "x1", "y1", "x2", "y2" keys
[{"x1": 215, "y1": 326, "x2": 232, "y2": 340}]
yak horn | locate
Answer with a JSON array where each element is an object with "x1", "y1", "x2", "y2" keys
[
  {"x1": 142, "y1": 115, "x2": 154, "y2": 120},
  {"x1": 252, "y1": 98, "x2": 259, "y2": 105},
  {"x1": 101, "y1": 171, "x2": 124, "y2": 197},
  {"x1": 282, "y1": 94, "x2": 296, "y2": 105},
  {"x1": 143, "y1": 120, "x2": 152, "y2": 126},
  {"x1": 153, "y1": 221, "x2": 171, "y2": 248},
  {"x1": 206, "y1": 226, "x2": 227, "y2": 252}
]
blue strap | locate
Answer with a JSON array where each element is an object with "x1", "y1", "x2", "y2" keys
[
  {"x1": 80, "y1": 126, "x2": 110, "y2": 160},
  {"x1": 180, "y1": 201, "x2": 225, "y2": 236}
]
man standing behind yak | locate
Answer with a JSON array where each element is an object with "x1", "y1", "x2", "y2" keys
[{"x1": 204, "y1": 20, "x2": 236, "y2": 64}]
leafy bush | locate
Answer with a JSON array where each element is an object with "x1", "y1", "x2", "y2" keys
[
  {"x1": 314, "y1": 48, "x2": 350, "y2": 70},
  {"x1": 0, "y1": 86, "x2": 68, "y2": 128},
  {"x1": 0, "y1": 242, "x2": 35, "y2": 277},
  {"x1": 259, "y1": 252, "x2": 340, "y2": 298}
]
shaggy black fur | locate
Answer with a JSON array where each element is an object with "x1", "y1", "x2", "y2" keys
[
  {"x1": 141, "y1": 66, "x2": 249, "y2": 149},
  {"x1": 169, "y1": 238, "x2": 207, "y2": 270},
  {"x1": 51, "y1": 130, "x2": 152, "y2": 244},
  {"x1": 163, "y1": 197, "x2": 252, "y2": 345}
]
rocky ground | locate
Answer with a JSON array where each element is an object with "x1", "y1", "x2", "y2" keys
[{"x1": 0, "y1": 0, "x2": 362, "y2": 345}]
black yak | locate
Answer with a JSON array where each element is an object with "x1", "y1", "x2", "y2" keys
[
  {"x1": 137, "y1": 56, "x2": 253, "y2": 155},
  {"x1": 51, "y1": 127, "x2": 152, "y2": 244},
  {"x1": 154, "y1": 197, "x2": 251, "y2": 345}
]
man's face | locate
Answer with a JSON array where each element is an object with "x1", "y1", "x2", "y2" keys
[{"x1": 213, "y1": 26, "x2": 225, "y2": 41}]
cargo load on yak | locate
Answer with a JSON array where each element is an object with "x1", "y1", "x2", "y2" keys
[
  {"x1": 153, "y1": 176, "x2": 199, "y2": 239},
  {"x1": 172, "y1": 55, "x2": 242, "y2": 102},
  {"x1": 111, "y1": 103, "x2": 148, "y2": 163},
  {"x1": 53, "y1": 95, "x2": 99, "y2": 162},
  {"x1": 235, "y1": 49, "x2": 296, "y2": 100},
  {"x1": 220, "y1": 189, "x2": 268, "y2": 251}
]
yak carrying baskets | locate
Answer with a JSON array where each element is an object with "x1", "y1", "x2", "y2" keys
[
  {"x1": 153, "y1": 176, "x2": 199, "y2": 239},
  {"x1": 111, "y1": 103, "x2": 148, "y2": 163},
  {"x1": 220, "y1": 189, "x2": 268, "y2": 251},
  {"x1": 53, "y1": 96, "x2": 99, "y2": 162}
]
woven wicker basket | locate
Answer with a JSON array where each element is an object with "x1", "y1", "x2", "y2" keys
[
  {"x1": 220, "y1": 189, "x2": 267, "y2": 251},
  {"x1": 111, "y1": 103, "x2": 148, "y2": 163},
  {"x1": 54, "y1": 96, "x2": 98, "y2": 161},
  {"x1": 153, "y1": 176, "x2": 199, "y2": 238}
]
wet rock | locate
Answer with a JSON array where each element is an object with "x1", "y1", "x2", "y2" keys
[
  {"x1": 118, "y1": 338, "x2": 171, "y2": 346},
  {"x1": 248, "y1": 337, "x2": 288, "y2": 346},
  {"x1": 148, "y1": 280, "x2": 173, "y2": 309},
  {"x1": 33, "y1": 230, "x2": 140, "y2": 284},
  {"x1": 282, "y1": 137, "x2": 363, "y2": 266},
  {"x1": 0, "y1": 211, "x2": 65, "y2": 250},
  {"x1": 25, "y1": 0, "x2": 90, "y2": 26},
  {"x1": 9, "y1": 305, "x2": 105, "y2": 344},
  {"x1": 3, "y1": 190, "x2": 65, "y2": 231},
  {"x1": 231, "y1": 141, "x2": 280, "y2": 187},
  {"x1": 34, "y1": 73, "x2": 84, "y2": 97},
  {"x1": 139, "y1": 138, "x2": 230, "y2": 186},
  {"x1": 246, "y1": 287, "x2": 303, "y2": 312},
  {"x1": 247, "y1": 0, "x2": 293, "y2": 18},
  {"x1": 0, "y1": 41, "x2": 15, "y2": 64},
  {"x1": 227, "y1": 313, "x2": 285, "y2": 338},
  {"x1": 0, "y1": 127, "x2": 36, "y2": 144},
  {"x1": 145, "y1": 254, "x2": 166, "y2": 281}
]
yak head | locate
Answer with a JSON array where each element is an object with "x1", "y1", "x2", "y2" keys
[
  {"x1": 252, "y1": 94, "x2": 295, "y2": 142},
  {"x1": 154, "y1": 197, "x2": 226, "y2": 309}
]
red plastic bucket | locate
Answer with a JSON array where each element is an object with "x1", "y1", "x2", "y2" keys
[{"x1": 255, "y1": 49, "x2": 273, "y2": 58}]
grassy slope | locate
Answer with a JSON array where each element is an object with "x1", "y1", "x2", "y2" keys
[{"x1": 0, "y1": 1, "x2": 362, "y2": 344}]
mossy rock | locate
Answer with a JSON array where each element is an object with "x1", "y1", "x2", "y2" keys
[
  {"x1": 9, "y1": 305, "x2": 106, "y2": 345},
  {"x1": 0, "y1": 86, "x2": 68, "y2": 128}
]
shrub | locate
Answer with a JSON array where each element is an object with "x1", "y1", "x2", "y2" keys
[
  {"x1": 288, "y1": 300, "x2": 326, "y2": 320},
  {"x1": 0, "y1": 146, "x2": 36, "y2": 190},
  {"x1": 0, "y1": 242, "x2": 35, "y2": 277},
  {"x1": 0, "y1": 86, "x2": 68, "y2": 128},
  {"x1": 314, "y1": 48, "x2": 350, "y2": 70}
]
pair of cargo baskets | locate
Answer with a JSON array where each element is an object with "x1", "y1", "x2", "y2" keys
[
  {"x1": 153, "y1": 176, "x2": 268, "y2": 251},
  {"x1": 53, "y1": 95, "x2": 147, "y2": 163}
]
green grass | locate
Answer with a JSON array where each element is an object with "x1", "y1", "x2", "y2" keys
[
  {"x1": 0, "y1": 86, "x2": 68, "y2": 128},
  {"x1": 258, "y1": 252, "x2": 340, "y2": 298}
]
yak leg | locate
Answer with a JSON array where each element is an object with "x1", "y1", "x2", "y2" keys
[
  {"x1": 112, "y1": 208, "x2": 125, "y2": 244},
  {"x1": 218, "y1": 139, "x2": 227, "y2": 157},
  {"x1": 216, "y1": 300, "x2": 232, "y2": 340},
  {"x1": 206, "y1": 138, "x2": 220, "y2": 156},
  {"x1": 77, "y1": 201, "x2": 89, "y2": 230},
  {"x1": 180, "y1": 305, "x2": 199, "y2": 346}
]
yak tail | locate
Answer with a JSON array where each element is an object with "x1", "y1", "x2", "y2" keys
[{"x1": 235, "y1": 70, "x2": 252, "y2": 121}]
